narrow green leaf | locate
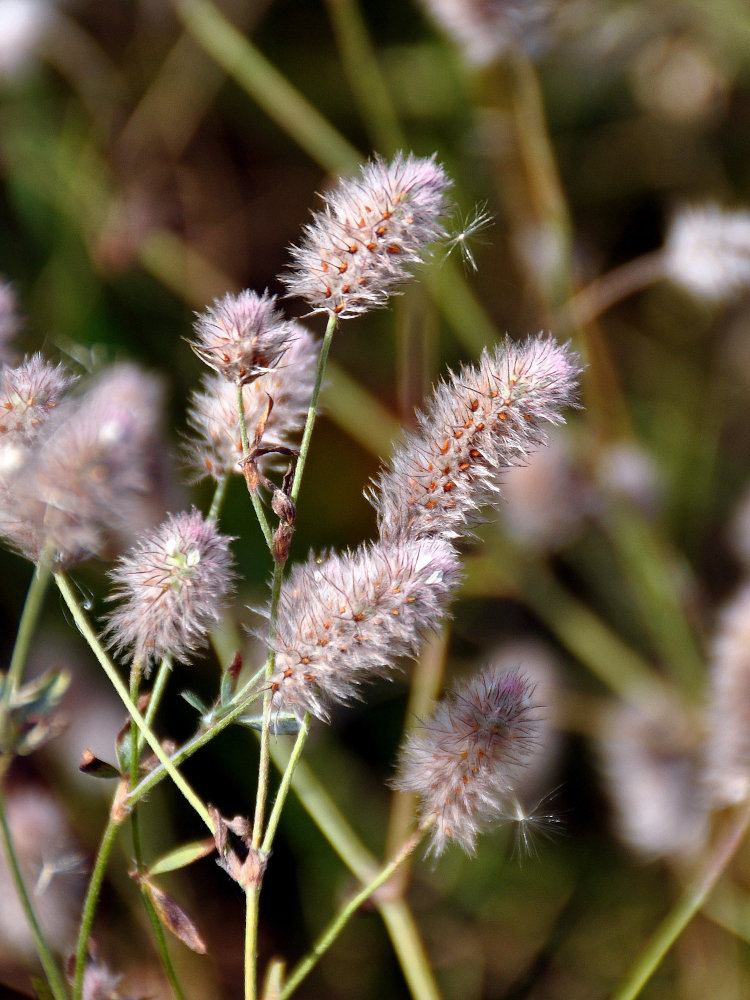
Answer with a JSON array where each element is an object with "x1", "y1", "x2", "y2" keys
[{"x1": 148, "y1": 838, "x2": 215, "y2": 877}]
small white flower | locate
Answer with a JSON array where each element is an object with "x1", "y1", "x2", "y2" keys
[{"x1": 664, "y1": 203, "x2": 750, "y2": 302}]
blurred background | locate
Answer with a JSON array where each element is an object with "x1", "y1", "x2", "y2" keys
[{"x1": 3, "y1": 0, "x2": 750, "y2": 997}]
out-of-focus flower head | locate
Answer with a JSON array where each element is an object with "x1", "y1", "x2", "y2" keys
[
  {"x1": 190, "y1": 289, "x2": 299, "y2": 385},
  {"x1": 0, "y1": 0, "x2": 52, "y2": 80},
  {"x1": 498, "y1": 425, "x2": 590, "y2": 553},
  {"x1": 104, "y1": 509, "x2": 235, "y2": 671},
  {"x1": 0, "y1": 363, "x2": 168, "y2": 568},
  {"x1": 284, "y1": 152, "x2": 451, "y2": 318},
  {"x1": 664, "y1": 203, "x2": 750, "y2": 302},
  {"x1": 268, "y1": 536, "x2": 460, "y2": 721},
  {"x1": 394, "y1": 666, "x2": 542, "y2": 856},
  {"x1": 185, "y1": 323, "x2": 318, "y2": 481},
  {"x1": 597, "y1": 697, "x2": 707, "y2": 862},
  {"x1": 373, "y1": 335, "x2": 581, "y2": 544},
  {"x1": 419, "y1": 0, "x2": 554, "y2": 67}
]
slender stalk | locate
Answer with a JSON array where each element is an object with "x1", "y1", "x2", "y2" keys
[
  {"x1": 140, "y1": 655, "x2": 173, "y2": 755},
  {"x1": 0, "y1": 789, "x2": 70, "y2": 1000},
  {"x1": 564, "y1": 250, "x2": 667, "y2": 329},
  {"x1": 237, "y1": 382, "x2": 274, "y2": 550},
  {"x1": 261, "y1": 713, "x2": 311, "y2": 853},
  {"x1": 73, "y1": 816, "x2": 122, "y2": 1000},
  {"x1": 125, "y1": 680, "x2": 266, "y2": 811},
  {"x1": 55, "y1": 572, "x2": 213, "y2": 832},
  {"x1": 175, "y1": 0, "x2": 361, "y2": 175},
  {"x1": 245, "y1": 884, "x2": 260, "y2": 1000},
  {"x1": 280, "y1": 823, "x2": 429, "y2": 999},
  {"x1": 207, "y1": 472, "x2": 230, "y2": 523},
  {"x1": 611, "y1": 801, "x2": 750, "y2": 1000},
  {"x1": 3, "y1": 555, "x2": 53, "y2": 703},
  {"x1": 268, "y1": 742, "x2": 443, "y2": 1000},
  {"x1": 141, "y1": 883, "x2": 190, "y2": 1000},
  {"x1": 292, "y1": 312, "x2": 337, "y2": 503}
]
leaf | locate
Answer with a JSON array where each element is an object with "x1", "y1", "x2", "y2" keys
[
  {"x1": 180, "y1": 690, "x2": 209, "y2": 715},
  {"x1": 142, "y1": 879, "x2": 207, "y2": 954},
  {"x1": 238, "y1": 713, "x2": 301, "y2": 735},
  {"x1": 148, "y1": 838, "x2": 215, "y2": 877}
]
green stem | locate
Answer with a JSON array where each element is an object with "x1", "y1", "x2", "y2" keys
[
  {"x1": 611, "y1": 801, "x2": 750, "y2": 1000},
  {"x1": 55, "y1": 572, "x2": 213, "y2": 832},
  {"x1": 261, "y1": 713, "x2": 311, "y2": 853},
  {"x1": 268, "y1": 742, "x2": 443, "y2": 1000},
  {"x1": 245, "y1": 885, "x2": 259, "y2": 1000},
  {"x1": 280, "y1": 823, "x2": 429, "y2": 999},
  {"x1": 3, "y1": 555, "x2": 53, "y2": 706},
  {"x1": 237, "y1": 382, "x2": 274, "y2": 551},
  {"x1": 140, "y1": 656, "x2": 173, "y2": 756},
  {"x1": 125, "y1": 681, "x2": 265, "y2": 811},
  {"x1": 175, "y1": 0, "x2": 361, "y2": 175},
  {"x1": 74, "y1": 816, "x2": 122, "y2": 1000},
  {"x1": 292, "y1": 312, "x2": 337, "y2": 504},
  {"x1": 0, "y1": 789, "x2": 70, "y2": 1000},
  {"x1": 141, "y1": 882, "x2": 190, "y2": 1000},
  {"x1": 207, "y1": 472, "x2": 230, "y2": 523}
]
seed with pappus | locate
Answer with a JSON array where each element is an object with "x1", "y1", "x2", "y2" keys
[
  {"x1": 394, "y1": 667, "x2": 541, "y2": 857},
  {"x1": 373, "y1": 335, "x2": 581, "y2": 544},
  {"x1": 190, "y1": 289, "x2": 299, "y2": 385},
  {"x1": 269, "y1": 536, "x2": 460, "y2": 721},
  {"x1": 284, "y1": 152, "x2": 451, "y2": 318},
  {"x1": 664, "y1": 203, "x2": 750, "y2": 302},
  {"x1": 186, "y1": 323, "x2": 318, "y2": 481},
  {"x1": 104, "y1": 510, "x2": 235, "y2": 670}
]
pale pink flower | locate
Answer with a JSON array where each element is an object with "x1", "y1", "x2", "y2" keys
[
  {"x1": 284, "y1": 152, "x2": 451, "y2": 318},
  {"x1": 269, "y1": 537, "x2": 461, "y2": 721},
  {"x1": 373, "y1": 335, "x2": 581, "y2": 543},
  {"x1": 190, "y1": 289, "x2": 298, "y2": 385},
  {"x1": 394, "y1": 667, "x2": 541, "y2": 856},
  {"x1": 0, "y1": 354, "x2": 76, "y2": 441},
  {"x1": 665, "y1": 203, "x2": 750, "y2": 302},
  {"x1": 105, "y1": 509, "x2": 235, "y2": 669},
  {"x1": 186, "y1": 323, "x2": 318, "y2": 481}
]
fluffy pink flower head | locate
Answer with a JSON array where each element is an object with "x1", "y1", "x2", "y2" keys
[
  {"x1": 394, "y1": 667, "x2": 541, "y2": 856},
  {"x1": 105, "y1": 509, "x2": 235, "y2": 670},
  {"x1": 284, "y1": 152, "x2": 451, "y2": 318},
  {"x1": 0, "y1": 363, "x2": 166, "y2": 567},
  {"x1": 0, "y1": 354, "x2": 76, "y2": 441},
  {"x1": 186, "y1": 323, "x2": 318, "y2": 481},
  {"x1": 269, "y1": 536, "x2": 461, "y2": 721},
  {"x1": 190, "y1": 289, "x2": 299, "y2": 384},
  {"x1": 373, "y1": 335, "x2": 582, "y2": 544}
]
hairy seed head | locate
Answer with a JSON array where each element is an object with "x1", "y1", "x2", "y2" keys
[
  {"x1": 284, "y1": 152, "x2": 451, "y2": 318},
  {"x1": 269, "y1": 536, "x2": 461, "y2": 721},
  {"x1": 105, "y1": 509, "x2": 235, "y2": 670},
  {"x1": 190, "y1": 289, "x2": 299, "y2": 385},
  {"x1": 373, "y1": 334, "x2": 582, "y2": 543},
  {"x1": 185, "y1": 323, "x2": 318, "y2": 481},
  {"x1": 394, "y1": 667, "x2": 541, "y2": 857}
]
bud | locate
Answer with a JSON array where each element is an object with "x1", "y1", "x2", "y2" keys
[
  {"x1": 104, "y1": 509, "x2": 235, "y2": 670},
  {"x1": 394, "y1": 667, "x2": 541, "y2": 857},
  {"x1": 269, "y1": 537, "x2": 461, "y2": 720},
  {"x1": 283, "y1": 152, "x2": 451, "y2": 318}
]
